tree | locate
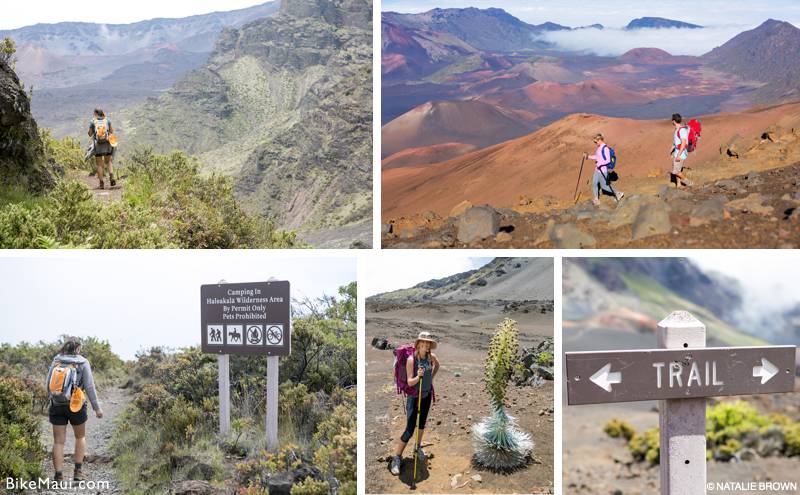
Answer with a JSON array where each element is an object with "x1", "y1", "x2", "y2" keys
[
  {"x1": 472, "y1": 318, "x2": 533, "y2": 471},
  {"x1": 1, "y1": 37, "x2": 16, "y2": 68}
]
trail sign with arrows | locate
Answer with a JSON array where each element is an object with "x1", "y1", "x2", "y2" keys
[
  {"x1": 566, "y1": 345, "x2": 795, "y2": 405},
  {"x1": 201, "y1": 281, "x2": 290, "y2": 356}
]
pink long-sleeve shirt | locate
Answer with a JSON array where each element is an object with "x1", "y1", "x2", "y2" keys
[{"x1": 588, "y1": 143, "x2": 611, "y2": 171}]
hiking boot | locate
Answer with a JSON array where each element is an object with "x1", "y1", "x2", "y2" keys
[
  {"x1": 53, "y1": 471, "x2": 63, "y2": 482},
  {"x1": 415, "y1": 446, "x2": 428, "y2": 462},
  {"x1": 615, "y1": 192, "x2": 625, "y2": 202},
  {"x1": 390, "y1": 455, "x2": 402, "y2": 476},
  {"x1": 110, "y1": 175, "x2": 116, "y2": 187},
  {"x1": 681, "y1": 179, "x2": 693, "y2": 187},
  {"x1": 592, "y1": 198, "x2": 600, "y2": 207},
  {"x1": 73, "y1": 467, "x2": 85, "y2": 482},
  {"x1": 97, "y1": 180, "x2": 104, "y2": 190}
]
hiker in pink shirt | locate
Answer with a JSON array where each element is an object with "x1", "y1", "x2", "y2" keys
[{"x1": 584, "y1": 133, "x2": 624, "y2": 206}]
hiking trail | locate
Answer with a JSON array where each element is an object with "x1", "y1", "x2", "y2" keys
[
  {"x1": 29, "y1": 385, "x2": 131, "y2": 494},
  {"x1": 67, "y1": 170, "x2": 124, "y2": 203}
]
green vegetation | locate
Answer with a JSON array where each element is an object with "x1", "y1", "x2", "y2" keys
[
  {"x1": 619, "y1": 273, "x2": 767, "y2": 347},
  {"x1": 112, "y1": 284, "x2": 356, "y2": 494},
  {"x1": 0, "y1": 377, "x2": 45, "y2": 490},
  {"x1": 604, "y1": 401, "x2": 800, "y2": 465},
  {"x1": 537, "y1": 351, "x2": 553, "y2": 367},
  {"x1": 472, "y1": 318, "x2": 533, "y2": 471},
  {"x1": 1, "y1": 37, "x2": 16, "y2": 67},
  {"x1": 40, "y1": 129, "x2": 86, "y2": 170},
  {"x1": 0, "y1": 146, "x2": 302, "y2": 248}
]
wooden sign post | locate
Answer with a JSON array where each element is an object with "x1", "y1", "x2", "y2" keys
[
  {"x1": 201, "y1": 280, "x2": 291, "y2": 450},
  {"x1": 565, "y1": 310, "x2": 797, "y2": 494}
]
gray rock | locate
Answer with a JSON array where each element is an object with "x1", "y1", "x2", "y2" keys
[
  {"x1": 658, "y1": 185, "x2": 691, "y2": 201},
  {"x1": 715, "y1": 179, "x2": 743, "y2": 193},
  {"x1": 172, "y1": 481, "x2": 216, "y2": 495},
  {"x1": 268, "y1": 472, "x2": 294, "y2": 495},
  {"x1": 550, "y1": 223, "x2": 596, "y2": 248},
  {"x1": 632, "y1": 201, "x2": 671, "y2": 239},
  {"x1": 689, "y1": 197, "x2": 728, "y2": 227},
  {"x1": 456, "y1": 206, "x2": 500, "y2": 243},
  {"x1": 608, "y1": 196, "x2": 647, "y2": 228}
]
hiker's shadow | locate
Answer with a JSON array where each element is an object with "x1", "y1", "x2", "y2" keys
[{"x1": 395, "y1": 457, "x2": 430, "y2": 489}]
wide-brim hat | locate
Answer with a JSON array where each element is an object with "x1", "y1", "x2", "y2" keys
[{"x1": 415, "y1": 331, "x2": 437, "y2": 350}]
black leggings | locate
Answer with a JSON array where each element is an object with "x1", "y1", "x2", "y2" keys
[{"x1": 401, "y1": 393, "x2": 432, "y2": 443}]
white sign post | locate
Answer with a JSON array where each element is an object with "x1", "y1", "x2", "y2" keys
[
  {"x1": 657, "y1": 311, "x2": 706, "y2": 495},
  {"x1": 219, "y1": 354, "x2": 231, "y2": 435},
  {"x1": 266, "y1": 355, "x2": 279, "y2": 450}
]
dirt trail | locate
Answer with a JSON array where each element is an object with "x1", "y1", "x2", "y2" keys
[
  {"x1": 67, "y1": 170, "x2": 124, "y2": 203},
  {"x1": 29, "y1": 386, "x2": 131, "y2": 494},
  {"x1": 366, "y1": 303, "x2": 554, "y2": 494}
]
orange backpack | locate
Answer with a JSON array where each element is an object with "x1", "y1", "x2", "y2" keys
[{"x1": 93, "y1": 118, "x2": 109, "y2": 143}]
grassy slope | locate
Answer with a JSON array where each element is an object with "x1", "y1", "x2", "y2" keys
[{"x1": 620, "y1": 273, "x2": 767, "y2": 347}]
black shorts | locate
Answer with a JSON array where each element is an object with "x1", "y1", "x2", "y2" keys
[{"x1": 49, "y1": 402, "x2": 88, "y2": 426}]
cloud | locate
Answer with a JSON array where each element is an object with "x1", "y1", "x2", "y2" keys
[
  {"x1": 536, "y1": 25, "x2": 757, "y2": 56},
  {"x1": 363, "y1": 254, "x2": 492, "y2": 297}
]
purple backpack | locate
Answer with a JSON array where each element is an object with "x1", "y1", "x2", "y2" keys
[{"x1": 393, "y1": 344, "x2": 436, "y2": 402}]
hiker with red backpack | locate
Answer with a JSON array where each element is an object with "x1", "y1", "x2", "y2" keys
[
  {"x1": 670, "y1": 113, "x2": 701, "y2": 187},
  {"x1": 46, "y1": 337, "x2": 104, "y2": 483},
  {"x1": 584, "y1": 133, "x2": 624, "y2": 206},
  {"x1": 389, "y1": 331, "x2": 439, "y2": 478}
]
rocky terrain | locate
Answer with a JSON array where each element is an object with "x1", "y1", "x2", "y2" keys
[
  {"x1": 1, "y1": 1, "x2": 279, "y2": 137},
  {"x1": 121, "y1": 0, "x2": 373, "y2": 246},
  {"x1": 382, "y1": 108, "x2": 800, "y2": 248},
  {"x1": 0, "y1": 59, "x2": 59, "y2": 192}
]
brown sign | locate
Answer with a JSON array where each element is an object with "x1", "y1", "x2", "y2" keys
[
  {"x1": 566, "y1": 346, "x2": 795, "y2": 405},
  {"x1": 201, "y1": 281, "x2": 290, "y2": 356}
]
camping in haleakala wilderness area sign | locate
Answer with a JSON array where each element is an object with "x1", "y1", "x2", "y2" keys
[
  {"x1": 565, "y1": 345, "x2": 795, "y2": 406},
  {"x1": 201, "y1": 281, "x2": 290, "y2": 356}
]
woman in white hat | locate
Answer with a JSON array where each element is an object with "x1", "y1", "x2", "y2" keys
[{"x1": 390, "y1": 331, "x2": 440, "y2": 476}]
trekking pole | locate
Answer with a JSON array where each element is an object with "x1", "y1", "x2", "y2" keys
[
  {"x1": 573, "y1": 155, "x2": 586, "y2": 204},
  {"x1": 411, "y1": 377, "x2": 423, "y2": 489}
]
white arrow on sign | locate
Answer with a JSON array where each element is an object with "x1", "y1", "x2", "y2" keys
[
  {"x1": 753, "y1": 357, "x2": 779, "y2": 384},
  {"x1": 590, "y1": 363, "x2": 622, "y2": 392}
]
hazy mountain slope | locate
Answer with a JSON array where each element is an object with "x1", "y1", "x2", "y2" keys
[
  {"x1": 369, "y1": 257, "x2": 554, "y2": 302},
  {"x1": 703, "y1": 19, "x2": 800, "y2": 101},
  {"x1": 120, "y1": 0, "x2": 372, "y2": 241},
  {"x1": 382, "y1": 8, "x2": 545, "y2": 52},
  {"x1": 563, "y1": 258, "x2": 766, "y2": 347},
  {"x1": 3, "y1": 1, "x2": 279, "y2": 137},
  {"x1": 625, "y1": 17, "x2": 702, "y2": 29}
]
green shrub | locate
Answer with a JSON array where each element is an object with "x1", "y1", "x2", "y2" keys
[
  {"x1": 40, "y1": 129, "x2": 86, "y2": 170},
  {"x1": 537, "y1": 351, "x2": 553, "y2": 367},
  {"x1": 0, "y1": 377, "x2": 45, "y2": 487},
  {"x1": 291, "y1": 478, "x2": 330, "y2": 495},
  {"x1": 0, "y1": 148, "x2": 301, "y2": 248},
  {"x1": 628, "y1": 427, "x2": 660, "y2": 464},
  {"x1": 603, "y1": 419, "x2": 635, "y2": 441}
]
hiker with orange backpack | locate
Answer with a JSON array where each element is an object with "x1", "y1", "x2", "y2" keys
[
  {"x1": 88, "y1": 108, "x2": 117, "y2": 189},
  {"x1": 389, "y1": 331, "x2": 439, "y2": 478},
  {"x1": 670, "y1": 113, "x2": 701, "y2": 187},
  {"x1": 584, "y1": 133, "x2": 624, "y2": 206},
  {"x1": 46, "y1": 337, "x2": 104, "y2": 483}
]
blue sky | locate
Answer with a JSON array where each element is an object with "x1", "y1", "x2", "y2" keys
[
  {"x1": 0, "y1": 0, "x2": 270, "y2": 30},
  {"x1": 0, "y1": 252, "x2": 355, "y2": 360},
  {"x1": 383, "y1": 0, "x2": 800, "y2": 55}
]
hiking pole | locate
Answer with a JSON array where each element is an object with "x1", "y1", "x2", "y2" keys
[
  {"x1": 573, "y1": 155, "x2": 586, "y2": 203},
  {"x1": 411, "y1": 377, "x2": 422, "y2": 490}
]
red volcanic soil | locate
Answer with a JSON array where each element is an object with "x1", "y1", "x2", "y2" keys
[
  {"x1": 382, "y1": 142, "x2": 479, "y2": 169},
  {"x1": 494, "y1": 79, "x2": 650, "y2": 113},
  {"x1": 381, "y1": 101, "x2": 800, "y2": 219},
  {"x1": 619, "y1": 47, "x2": 691, "y2": 64},
  {"x1": 381, "y1": 99, "x2": 533, "y2": 158}
]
